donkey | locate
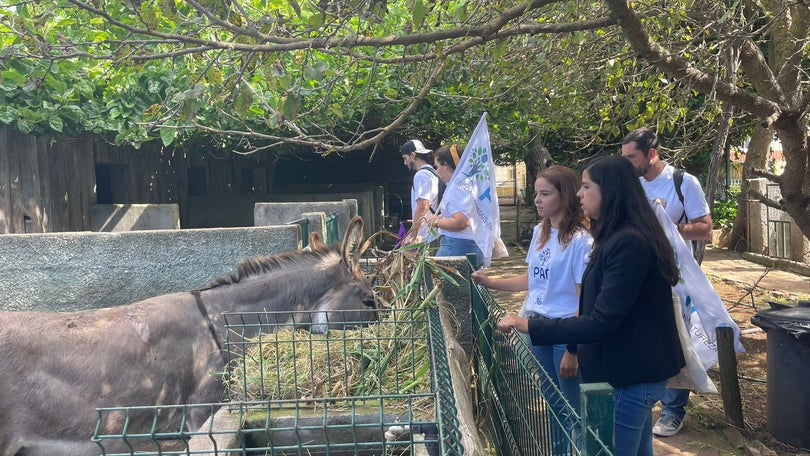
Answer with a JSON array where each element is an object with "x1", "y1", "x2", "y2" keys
[{"x1": 0, "y1": 216, "x2": 376, "y2": 456}]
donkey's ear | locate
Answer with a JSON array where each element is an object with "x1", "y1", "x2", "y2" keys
[
  {"x1": 341, "y1": 216, "x2": 364, "y2": 275},
  {"x1": 308, "y1": 232, "x2": 327, "y2": 251}
]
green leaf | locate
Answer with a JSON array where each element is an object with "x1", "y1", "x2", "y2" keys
[
  {"x1": 48, "y1": 116, "x2": 64, "y2": 132},
  {"x1": 160, "y1": 127, "x2": 176, "y2": 146},
  {"x1": 280, "y1": 92, "x2": 301, "y2": 120},
  {"x1": 412, "y1": 0, "x2": 427, "y2": 29}
]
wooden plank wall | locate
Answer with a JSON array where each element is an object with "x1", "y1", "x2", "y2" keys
[
  {"x1": 0, "y1": 124, "x2": 410, "y2": 233},
  {"x1": 0, "y1": 126, "x2": 98, "y2": 233}
]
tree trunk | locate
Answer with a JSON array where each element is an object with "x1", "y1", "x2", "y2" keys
[
  {"x1": 772, "y1": 119, "x2": 810, "y2": 241},
  {"x1": 523, "y1": 129, "x2": 554, "y2": 207},
  {"x1": 697, "y1": 104, "x2": 733, "y2": 263},
  {"x1": 698, "y1": 46, "x2": 738, "y2": 262},
  {"x1": 727, "y1": 125, "x2": 770, "y2": 251}
]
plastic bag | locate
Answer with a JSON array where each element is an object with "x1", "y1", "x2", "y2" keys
[
  {"x1": 492, "y1": 237, "x2": 510, "y2": 259},
  {"x1": 653, "y1": 203, "x2": 745, "y2": 370},
  {"x1": 667, "y1": 292, "x2": 718, "y2": 393}
]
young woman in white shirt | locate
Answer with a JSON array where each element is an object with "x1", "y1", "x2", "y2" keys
[{"x1": 472, "y1": 165, "x2": 593, "y2": 456}]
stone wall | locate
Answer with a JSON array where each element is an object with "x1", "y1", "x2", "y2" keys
[{"x1": 0, "y1": 226, "x2": 299, "y2": 312}]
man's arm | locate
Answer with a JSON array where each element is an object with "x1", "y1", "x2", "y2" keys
[
  {"x1": 677, "y1": 213, "x2": 712, "y2": 240},
  {"x1": 403, "y1": 198, "x2": 432, "y2": 244},
  {"x1": 412, "y1": 198, "x2": 431, "y2": 224}
]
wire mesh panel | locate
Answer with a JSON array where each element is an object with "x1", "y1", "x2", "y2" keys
[
  {"x1": 471, "y1": 281, "x2": 614, "y2": 456},
  {"x1": 223, "y1": 307, "x2": 461, "y2": 456},
  {"x1": 93, "y1": 402, "x2": 244, "y2": 455},
  {"x1": 93, "y1": 307, "x2": 462, "y2": 455}
]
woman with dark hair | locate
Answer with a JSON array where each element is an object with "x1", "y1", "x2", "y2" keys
[
  {"x1": 472, "y1": 165, "x2": 592, "y2": 456},
  {"x1": 424, "y1": 143, "x2": 485, "y2": 268},
  {"x1": 497, "y1": 155, "x2": 685, "y2": 456}
]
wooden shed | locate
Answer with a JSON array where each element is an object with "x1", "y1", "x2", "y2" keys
[{"x1": 0, "y1": 125, "x2": 412, "y2": 234}]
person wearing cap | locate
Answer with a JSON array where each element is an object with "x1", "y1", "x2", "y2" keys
[
  {"x1": 424, "y1": 143, "x2": 485, "y2": 269},
  {"x1": 400, "y1": 139, "x2": 440, "y2": 245}
]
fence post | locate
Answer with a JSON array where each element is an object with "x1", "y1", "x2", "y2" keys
[
  {"x1": 717, "y1": 326, "x2": 744, "y2": 428},
  {"x1": 580, "y1": 382, "x2": 614, "y2": 456}
]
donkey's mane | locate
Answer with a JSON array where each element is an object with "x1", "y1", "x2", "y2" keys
[{"x1": 206, "y1": 247, "x2": 339, "y2": 288}]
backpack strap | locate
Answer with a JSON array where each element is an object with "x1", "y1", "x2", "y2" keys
[
  {"x1": 673, "y1": 168, "x2": 687, "y2": 223},
  {"x1": 416, "y1": 165, "x2": 444, "y2": 213}
]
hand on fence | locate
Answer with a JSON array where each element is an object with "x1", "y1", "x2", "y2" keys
[{"x1": 497, "y1": 314, "x2": 528, "y2": 334}]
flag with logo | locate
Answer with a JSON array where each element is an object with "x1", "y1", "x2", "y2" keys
[{"x1": 443, "y1": 112, "x2": 502, "y2": 267}]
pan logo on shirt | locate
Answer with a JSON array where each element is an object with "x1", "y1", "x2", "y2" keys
[{"x1": 532, "y1": 247, "x2": 551, "y2": 280}]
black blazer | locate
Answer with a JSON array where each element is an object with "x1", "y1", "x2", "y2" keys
[{"x1": 528, "y1": 228, "x2": 685, "y2": 387}]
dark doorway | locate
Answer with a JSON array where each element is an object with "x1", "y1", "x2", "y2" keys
[{"x1": 95, "y1": 164, "x2": 130, "y2": 204}]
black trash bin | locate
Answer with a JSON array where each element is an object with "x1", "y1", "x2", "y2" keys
[{"x1": 751, "y1": 303, "x2": 810, "y2": 450}]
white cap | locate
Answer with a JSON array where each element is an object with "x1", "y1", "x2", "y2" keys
[{"x1": 400, "y1": 139, "x2": 432, "y2": 155}]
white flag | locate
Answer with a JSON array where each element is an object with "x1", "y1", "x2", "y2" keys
[{"x1": 443, "y1": 112, "x2": 501, "y2": 267}]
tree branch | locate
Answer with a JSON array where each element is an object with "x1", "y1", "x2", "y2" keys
[{"x1": 604, "y1": 0, "x2": 783, "y2": 121}]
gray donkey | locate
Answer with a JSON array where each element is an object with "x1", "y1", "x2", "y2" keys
[{"x1": 0, "y1": 217, "x2": 377, "y2": 456}]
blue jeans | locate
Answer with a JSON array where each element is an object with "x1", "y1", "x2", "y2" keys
[
  {"x1": 613, "y1": 380, "x2": 667, "y2": 456},
  {"x1": 435, "y1": 236, "x2": 483, "y2": 269},
  {"x1": 660, "y1": 387, "x2": 690, "y2": 420},
  {"x1": 530, "y1": 343, "x2": 582, "y2": 456}
]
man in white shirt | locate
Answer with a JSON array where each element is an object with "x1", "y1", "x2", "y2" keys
[
  {"x1": 400, "y1": 139, "x2": 439, "y2": 244},
  {"x1": 621, "y1": 127, "x2": 713, "y2": 438}
]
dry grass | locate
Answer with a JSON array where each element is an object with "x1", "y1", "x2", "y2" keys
[{"x1": 227, "y1": 242, "x2": 451, "y2": 419}]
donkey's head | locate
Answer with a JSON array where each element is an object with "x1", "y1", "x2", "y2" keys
[{"x1": 306, "y1": 216, "x2": 377, "y2": 332}]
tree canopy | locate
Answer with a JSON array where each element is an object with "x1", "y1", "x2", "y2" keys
[{"x1": 2, "y1": 0, "x2": 809, "y2": 238}]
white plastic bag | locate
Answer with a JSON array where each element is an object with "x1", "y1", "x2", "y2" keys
[
  {"x1": 667, "y1": 292, "x2": 718, "y2": 393},
  {"x1": 492, "y1": 237, "x2": 510, "y2": 259},
  {"x1": 653, "y1": 203, "x2": 745, "y2": 370}
]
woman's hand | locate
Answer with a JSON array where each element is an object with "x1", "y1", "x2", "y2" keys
[
  {"x1": 424, "y1": 213, "x2": 441, "y2": 230},
  {"x1": 471, "y1": 270, "x2": 491, "y2": 287},
  {"x1": 497, "y1": 314, "x2": 528, "y2": 334},
  {"x1": 559, "y1": 351, "x2": 579, "y2": 378}
]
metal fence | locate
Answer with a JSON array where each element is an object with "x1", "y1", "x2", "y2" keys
[
  {"x1": 286, "y1": 217, "x2": 310, "y2": 247},
  {"x1": 765, "y1": 183, "x2": 791, "y2": 258},
  {"x1": 325, "y1": 210, "x2": 340, "y2": 244},
  {"x1": 470, "y1": 279, "x2": 615, "y2": 456},
  {"x1": 93, "y1": 306, "x2": 464, "y2": 455}
]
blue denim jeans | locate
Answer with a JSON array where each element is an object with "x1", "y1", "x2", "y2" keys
[
  {"x1": 435, "y1": 236, "x2": 483, "y2": 269},
  {"x1": 613, "y1": 380, "x2": 667, "y2": 456},
  {"x1": 530, "y1": 343, "x2": 582, "y2": 456},
  {"x1": 660, "y1": 387, "x2": 690, "y2": 420}
]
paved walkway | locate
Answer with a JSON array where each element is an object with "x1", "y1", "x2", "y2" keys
[{"x1": 701, "y1": 247, "x2": 810, "y2": 298}]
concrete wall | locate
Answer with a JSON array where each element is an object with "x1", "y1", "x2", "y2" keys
[
  {"x1": 0, "y1": 226, "x2": 299, "y2": 312},
  {"x1": 185, "y1": 189, "x2": 381, "y2": 236},
  {"x1": 254, "y1": 200, "x2": 358, "y2": 241},
  {"x1": 271, "y1": 188, "x2": 384, "y2": 237},
  {"x1": 91, "y1": 204, "x2": 180, "y2": 231}
]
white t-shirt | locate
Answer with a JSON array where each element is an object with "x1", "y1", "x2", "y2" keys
[
  {"x1": 412, "y1": 165, "x2": 439, "y2": 240},
  {"x1": 640, "y1": 163, "x2": 710, "y2": 225},
  {"x1": 523, "y1": 224, "x2": 593, "y2": 318},
  {"x1": 437, "y1": 190, "x2": 475, "y2": 240}
]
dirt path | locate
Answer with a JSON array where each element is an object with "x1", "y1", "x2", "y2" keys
[{"x1": 492, "y1": 204, "x2": 810, "y2": 456}]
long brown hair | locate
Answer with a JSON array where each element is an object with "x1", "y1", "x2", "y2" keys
[
  {"x1": 583, "y1": 155, "x2": 679, "y2": 285},
  {"x1": 536, "y1": 165, "x2": 590, "y2": 250}
]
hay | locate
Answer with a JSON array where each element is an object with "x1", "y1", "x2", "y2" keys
[
  {"x1": 227, "y1": 244, "x2": 455, "y2": 417},
  {"x1": 228, "y1": 314, "x2": 431, "y2": 402}
]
